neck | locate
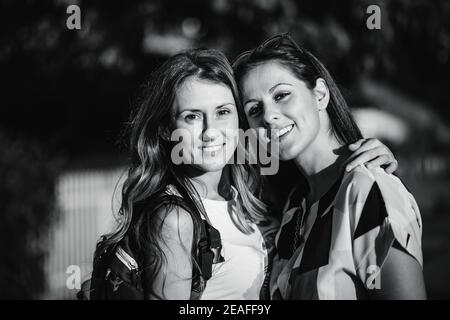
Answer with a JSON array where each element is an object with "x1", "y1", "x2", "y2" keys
[
  {"x1": 293, "y1": 132, "x2": 348, "y2": 204},
  {"x1": 183, "y1": 165, "x2": 231, "y2": 201}
]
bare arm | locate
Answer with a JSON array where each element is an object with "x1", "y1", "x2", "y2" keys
[
  {"x1": 346, "y1": 138, "x2": 398, "y2": 174},
  {"x1": 149, "y1": 206, "x2": 194, "y2": 300},
  {"x1": 368, "y1": 246, "x2": 426, "y2": 300}
]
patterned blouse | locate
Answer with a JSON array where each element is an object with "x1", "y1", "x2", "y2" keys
[{"x1": 270, "y1": 165, "x2": 423, "y2": 300}]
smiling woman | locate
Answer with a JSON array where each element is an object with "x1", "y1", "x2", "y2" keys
[
  {"x1": 240, "y1": 61, "x2": 331, "y2": 161},
  {"x1": 233, "y1": 33, "x2": 426, "y2": 300},
  {"x1": 83, "y1": 48, "x2": 274, "y2": 300},
  {"x1": 171, "y1": 77, "x2": 239, "y2": 172}
]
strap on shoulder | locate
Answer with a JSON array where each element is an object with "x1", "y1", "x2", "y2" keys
[
  {"x1": 198, "y1": 219, "x2": 223, "y2": 280},
  {"x1": 198, "y1": 220, "x2": 214, "y2": 280}
]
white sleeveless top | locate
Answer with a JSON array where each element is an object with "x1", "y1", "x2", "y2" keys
[{"x1": 200, "y1": 197, "x2": 267, "y2": 300}]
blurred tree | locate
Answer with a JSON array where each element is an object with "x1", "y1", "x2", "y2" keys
[
  {"x1": 0, "y1": 0, "x2": 448, "y2": 157},
  {"x1": 0, "y1": 132, "x2": 61, "y2": 299}
]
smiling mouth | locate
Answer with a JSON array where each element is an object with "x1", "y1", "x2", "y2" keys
[
  {"x1": 201, "y1": 143, "x2": 225, "y2": 152},
  {"x1": 267, "y1": 124, "x2": 294, "y2": 141}
]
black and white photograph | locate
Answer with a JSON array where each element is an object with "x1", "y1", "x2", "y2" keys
[{"x1": 1, "y1": 0, "x2": 449, "y2": 306}]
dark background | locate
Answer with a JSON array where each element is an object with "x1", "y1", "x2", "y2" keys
[{"x1": 1, "y1": 0, "x2": 449, "y2": 299}]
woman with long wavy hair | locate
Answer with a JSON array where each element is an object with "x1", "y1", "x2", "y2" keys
[{"x1": 90, "y1": 48, "x2": 270, "y2": 300}]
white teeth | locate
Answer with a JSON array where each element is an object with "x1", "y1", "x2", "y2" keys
[
  {"x1": 267, "y1": 125, "x2": 293, "y2": 141},
  {"x1": 276, "y1": 125, "x2": 292, "y2": 137},
  {"x1": 203, "y1": 145, "x2": 222, "y2": 152}
]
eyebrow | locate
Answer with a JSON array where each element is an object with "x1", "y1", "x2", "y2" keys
[
  {"x1": 244, "y1": 83, "x2": 293, "y2": 107},
  {"x1": 176, "y1": 103, "x2": 235, "y2": 116},
  {"x1": 269, "y1": 82, "x2": 293, "y2": 93}
]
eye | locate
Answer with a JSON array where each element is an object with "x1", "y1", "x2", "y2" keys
[
  {"x1": 247, "y1": 104, "x2": 262, "y2": 117},
  {"x1": 217, "y1": 108, "x2": 231, "y2": 116},
  {"x1": 184, "y1": 113, "x2": 200, "y2": 121},
  {"x1": 274, "y1": 92, "x2": 290, "y2": 102}
]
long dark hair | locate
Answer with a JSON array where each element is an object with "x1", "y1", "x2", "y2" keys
[
  {"x1": 233, "y1": 33, "x2": 363, "y2": 145},
  {"x1": 94, "y1": 48, "x2": 266, "y2": 298}
]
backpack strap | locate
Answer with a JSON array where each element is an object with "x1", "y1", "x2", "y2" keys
[
  {"x1": 198, "y1": 220, "x2": 213, "y2": 280},
  {"x1": 85, "y1": 193, "x2": 224, "y2": 300},
  {"x1": 198, "y1": 219, "x2": 223, "y2": 280}
]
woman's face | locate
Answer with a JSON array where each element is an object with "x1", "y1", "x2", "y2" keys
[
  {"x1": 240, "y1": 61, "x2": 322, "y2": 161},
  {"x1": 171, "y1": 77, "x2": 239, "y2": 173}
]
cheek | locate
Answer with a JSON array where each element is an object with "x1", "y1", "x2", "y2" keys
[
  {"x1": 248, "y1": 118, "x2": 258, "y2": 129},
  {"x1": 222, "y1": 114, "x2": 239, "y2": 136},
  {"x1": 175, "y1": 120, "x2": 202, "y2": 134},
  {"x1": 297, "y1": 111, "x2": 320, "y2": 140},
  {"x1": 289, "y1": 96, "x2": 319, "y2": 126},
  {"x1": 227, "y1": 113, "x2": 239, "y2": 129},
  {"x1": 304, "y1": 98, "x2": 322, "y2": 130},
  {"x1": 244, "y1": 114, "x2": 262, "y2": 129},
  {"x1": 225, "y1": 119, "x2": 240, "y2": 148},
  {"x1": 173, "y1": 123, "x2": 201, "y2": 149},
  {"x1": 301, "y1": 106, "x2": 319, "y2": 125},
  {"x1": 307, "y1": 113, "x2": 321, "y2": 137}
]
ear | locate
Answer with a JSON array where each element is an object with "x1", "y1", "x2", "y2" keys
[{"x1": 313, "y1": 78, "x2": 330, "y2": 111}]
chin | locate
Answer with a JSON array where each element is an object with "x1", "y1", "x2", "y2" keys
[
  {"x1": 279, "y1": 141, "x2": 308, "y2": 161},
  {"x1": 279, "y1": 149, "x2": 297, "y2": 161},
  {"x1": 278, "y1": 127, "x2": 318, "y2": 161},
  {"x1": 194, "y1": 161, "x2": 227, "y2": 173}
]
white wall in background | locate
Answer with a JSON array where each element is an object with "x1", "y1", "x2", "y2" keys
[{"x1": 44, "y1": 167, "x2": 125, "y2": 300}]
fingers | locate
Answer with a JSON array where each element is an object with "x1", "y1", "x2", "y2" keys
[
  {"x1": 366, "y1": 155, "x2": 390, "y2": 170},
  {"x1": 367, "y1": 156, "x2": 398, "y2": 173},
  {"x1": 347, "y1": 138, "x2": 381, "y2": 158},
  {"x1": 349, "y1": 138, "x2": 382, "y2": 151},
  {"x1": 359, "y1": 139, "x2": 398, "y2": 173},
  {"x1": 385, "y1": 159, "x2": 398, "y2": 174},
  {"x1": 347, "y1": 138, "x2": 366, "y2": 151},
  {"x1": 345, "y1": 146, "x2": 385, "y2": 172},
  {"x1": 346, "y1": 138, "x2": 399, "y2": 173},
  {"x1": 347, "y1": 152, "x2": 399, "y2": 173},
  {"x1": 361, "y1": 137, "x2": 383, "y2": 148}
]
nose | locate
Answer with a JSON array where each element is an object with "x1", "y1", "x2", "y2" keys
[
  {"x1": 202, "y1": 128, "x2": 221, "y2": 142},
  {"x1": 262, "y1": 104, "x2": 281, "y2": 128},
  {"x1": 202, "y1": 117, "x2": 221, "y2": 142}
]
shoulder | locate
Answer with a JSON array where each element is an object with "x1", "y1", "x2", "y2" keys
[
  {"x1": 338, "y1": 165, "x2": 414, "y2": 207},
  {"x1": 338, "y1": 165, "x2": 377, "y2": 201},
  {"x1": 338, "y1": 166, "x2": 422, "y2": 248},
  {"x1": 340, "y1": 165, "x2": 417, "y2": 210},
  {"x1": 339, "y1": 167, "x2": 423, "y2": 269},
  {"x1": 155, "y1": 204, "x2": 194, "y2": 230},
  {"x1": 153, "y1": 202, "x2": 195, "y2": 245},
  {"x1": 335, "y1": 166, "x2": 388, "y2": 239}
]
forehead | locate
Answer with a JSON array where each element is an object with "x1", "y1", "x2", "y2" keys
[
  {"x1": 241, "y1": 61, "x2": 303, "y2": 95},
  {"x1": 174, "y1": 77, "x2": 234, "y2": 110}
]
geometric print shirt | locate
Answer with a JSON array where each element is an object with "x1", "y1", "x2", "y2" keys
[{"x1": 270, "y1": 165, "x2": 423, "y2": 299}]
